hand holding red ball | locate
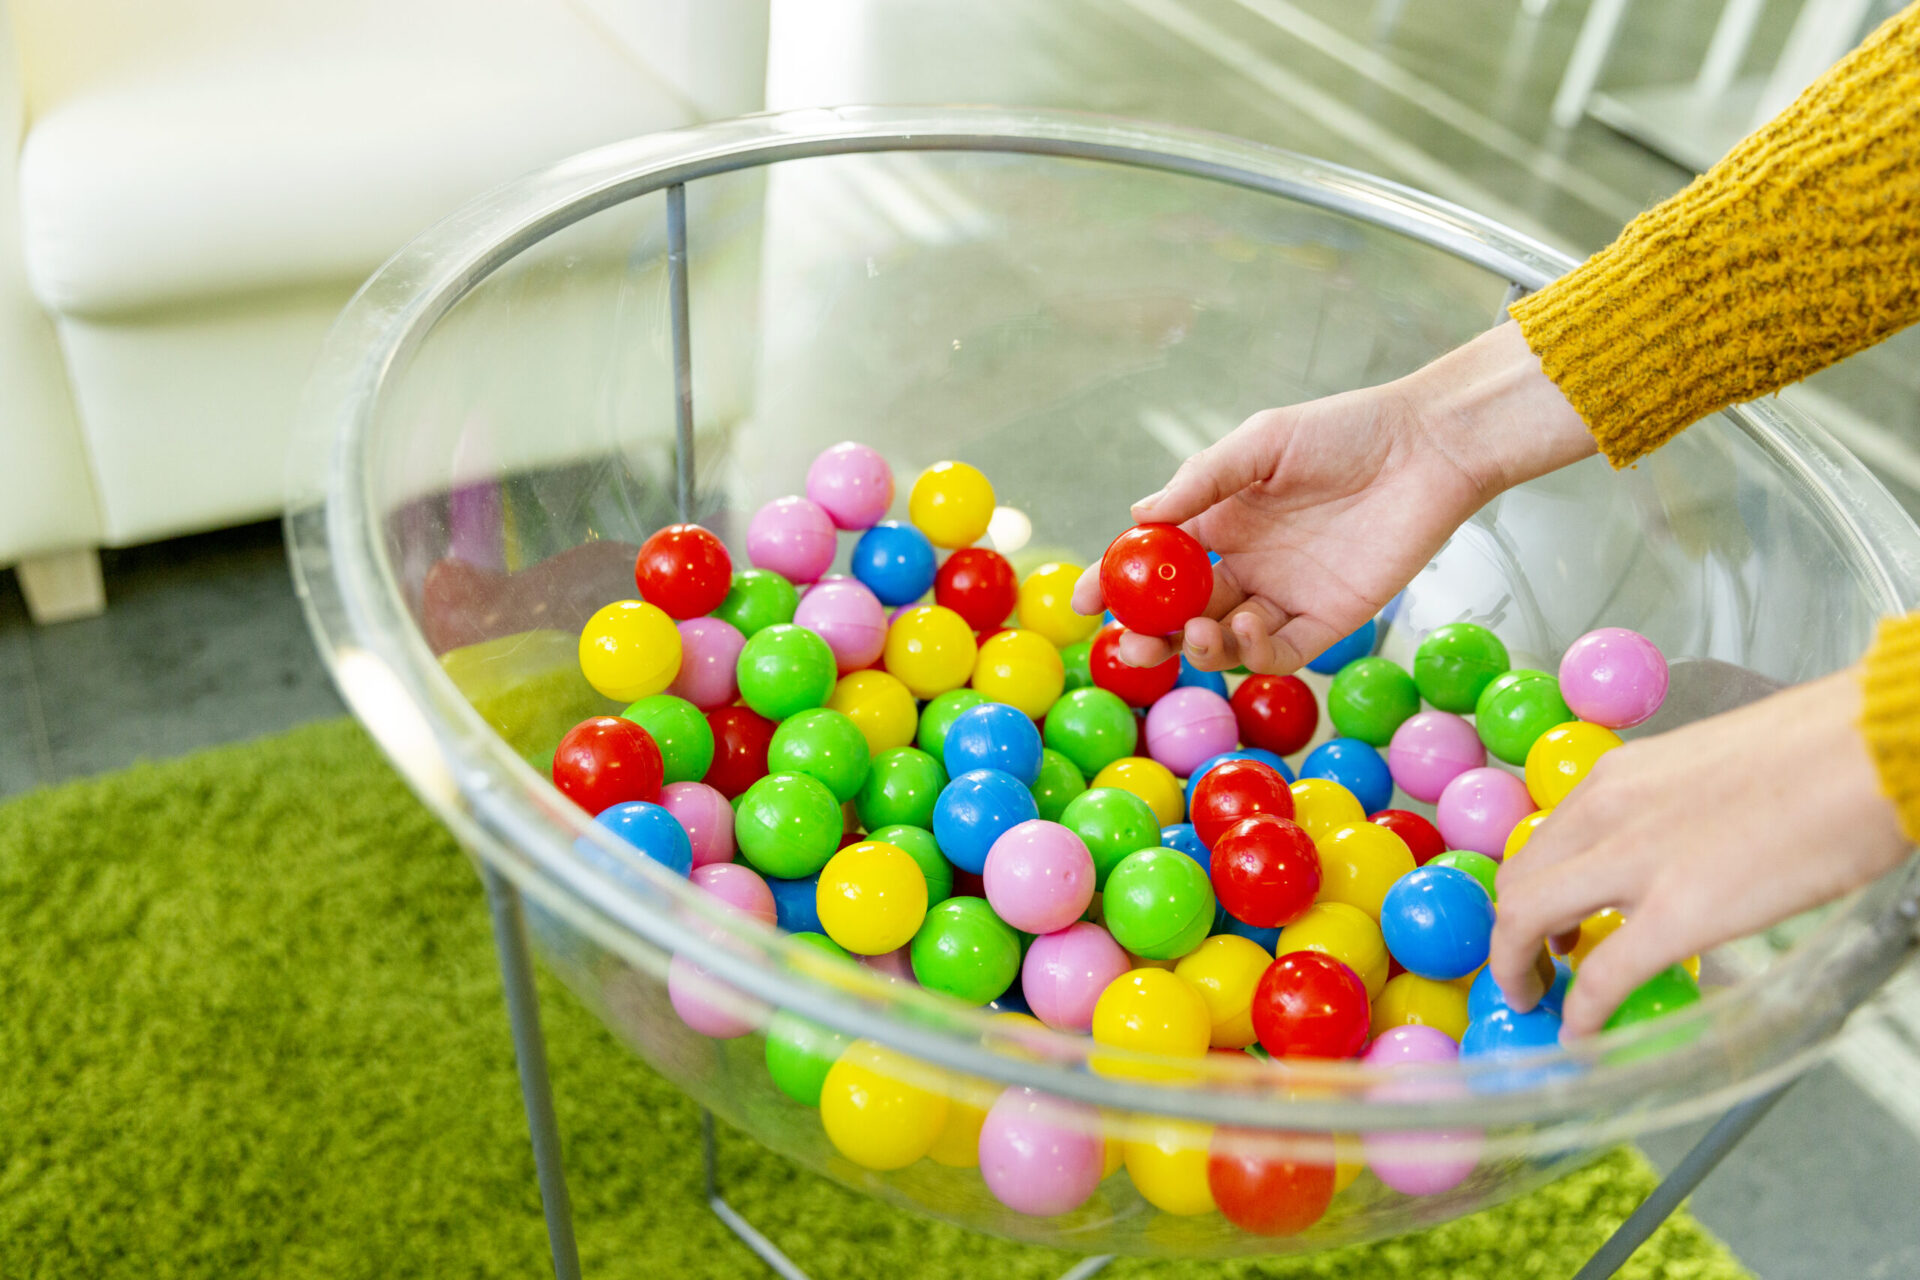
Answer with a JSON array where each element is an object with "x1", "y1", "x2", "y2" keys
[{"x1": 1098, "y1": 523, "x2": 1213, "y2": 638}]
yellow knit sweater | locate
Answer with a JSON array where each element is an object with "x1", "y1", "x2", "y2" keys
[{"x1": 1510, "y1": 5, "x2": 1920, "y2": 836}]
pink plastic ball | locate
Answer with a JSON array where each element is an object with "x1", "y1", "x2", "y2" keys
[
  {"x1": 793, "y1": 577, "x2": 888, "y2": 673},
  {"x1": 1143, "y1": 687, "x2": 1239, "y2": 779},
  {"x1": 1388, "y1": 711, "x2": 1487, "y2": 803},
  {"x1": 1021, "y1": 922, "x2": 1130, "y2": 1033},
  {"x1": 747, "y1": 495, "x2": 837, "y2": 585},
  {"x1": 860, "y1": 944, "x2": 918, "y2": 986},
  {"x1": 978, "y1": 1087, "x2": 1105, "y2": 1216},
  {"x1": 660, "y1": 781, "x2": 735, "y2": 868},
  {"x1": 667, "y1": 951, "x2": 767, "y2": 1038},
  {"x1": 1365, "y1": 1023, "x2": 1460, "y2": 1067},
  {"x1": 983, "y1": 820, "x2": 1096, "y2": 935},
  {"x1": 1436, "y1": 768, "x2": 1536, "y2": 860},
  {"x1": 1558, "y1": 627, "x2": 1669, "y2": 729},
  {"x1": 806, "y1": 442, "x2": 895, "y2": 531},
  {"x1": 1362, "y1": 1027, "x2": 1480, "y2": 1194},
  {"x1": 691, "y1": 861, "x2": 776, "y2": 923},
  {"x1": 668, "y1": 616, "x2": 745, "y2": 710}
]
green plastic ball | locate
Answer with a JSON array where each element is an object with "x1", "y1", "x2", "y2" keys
[
  {"x1": 764, "y1": 933, "x2": 853, "y2": 1106},
  {"x1": 1475, "y1": 669, "x2": 1575, "y2": 765},
  {"x1": 854, "y1": 746, "x2": 948, "y2": 832},
  {"x1": 870, "y1": 823, "x2": 953, "y2": 905},
  {"x1": 735, "y1": 771, "x2": 843, "y2": 879},
  {"x1": 1412, "y1": 622, "x2": 1511, "y2": 714},
  {"x1": 768, "y1": 707, "x2": 871, "y2": 804},
  {"x1": 1059, "y1": 786, "x2": 1160, "y2": 889},
  {"x1": 712, "y1": 569, "x2": 799, "y2": 638},
  {"x1": 1326, "y1": 656, "x2": 1421, "y2": 747},
  {"x1": 1101, "y1": 847, "x2": 1216, "y2": 960},
  {"x1": 1042, "y1": 687, "x2": 1136, "y2": 778},
  {"x1": 909, "y1": 896, "x2": 1022, "y2": 1004},
  {"x1": 917, "y1": 688, "x2": 990, "y2": 761},
  {"x1": 1059, "y1": 640, "x2": 1093, "y2": 692},
  {"x1": 1030, "y1": 748, "x2": 1088, "y2": 823},
  {"x1": 1602, "y1": 963, "x2": 1702, "y2": 1032},
  {"x1": 1429, "y1": 849, "x2": 1499, "y2": 901},
  {"x1": 736, "y1": 624, "x2": 837, "y2": 721},
  {"x1": 620, "y1": 694, "x2": 714, "y2": 783}
]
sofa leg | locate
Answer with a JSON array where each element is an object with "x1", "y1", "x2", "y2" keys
[{"x1": 17, "y1": 548, "x2": 106, "y2": 623}]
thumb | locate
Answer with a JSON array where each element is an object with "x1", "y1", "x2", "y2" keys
[{"x1": 1132, "y1": 418, "x2": 1276, "y2": 525}]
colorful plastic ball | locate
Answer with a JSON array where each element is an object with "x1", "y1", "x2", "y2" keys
[
  {"x1": 867, "y1": 823, "x2": 952, "y2": 905},
  {"x1": 734, "y1": 772, "x2": 843, "y2": 879},
  {"x1": 1559, "y1": 627, "x2": 1669, "y2": 729},
  {"x1": 691, "y1": 860, "x2": 779, "y2": 922},
  {"x1": 634, "y1": 522, "x2": 732, "y2": 618},
  {"x1": 766, "y1": 708, "x2": 872, "y2": 804},
  {"x1": 1251, "y1": 951, "x2": 1371, "y2": 1059},
  {"x1": 1525, "y1": 720, "x2": 1623, "y2": 809},
  {"x1": 1460, "y1": 1003, "x2": 1564, "y2": 1063},
  {"x1": 913, "y1": 691, "x2": 985, "y2": 763},
  {"x1": 1230, "y1": 674, "x2": 1318, "y2": 757},
  {"x1": 793, "y1": 578, "x2": 888, "y2": 674},
  {"x1": 1102, "y1": 847, "x2": 1217, "y2": 960},
  {"x1": 1314, "y1": 821, "x2": 1416, "y2": 921},
  {"x1": 1059, "y1": 639, "x2": 1094, "y2": 692},
  {"x1": 971, "y1": 628, "x2": 1065, "y2": 719},
  {"x1": 1099, "y1": 523, "x2": 1214, "y2": 637},
  {"x1": 883, "y1": 604, "x2": 979, "y2": 699},
  {"x1": 1211, "y1": 814, "x2": 1321, "y2": 930},
  {"x1": 1090, "y1": 969, "x2": 1213, "y2": 1079},
  {"x1": 978, "y1": 1088, "x2": 1105, "y2": 1216},
  {"x1": 1326, "y1": 656, "x2": 1421, "y2": 747},
  {"x1": 703, "y1": 706, "x2": 776, "y2": 798},
  {"x1": 1299, "y1": 738, "x2": 1393, "y2": 814},
  {"x1": 816, "y1": 840, "x2": 930, "y2": 955},
  {"x1": 1277, "y1": 902, "x2": 1389, "y2": 1000},
  {"x1": 553, "y1": 715, "x2": 663, "y2": 813},
  {"x1": 1089, "y1": 625, "x2": 1180, "y2": 707},
  {"x1": 766, "y1": 873, "x2": 825, "y2": 934},
  {"x1": 1603, "y1": 963, "x2": 1701, "y2": 1031},
  {"x1": 935, "y1": 545, "x2": 1019, "y2": 631},
  {"x1": 668, "y1": 616, "x2": 746, "y2": 710},
  {"x1": 1468, "y1": 957, "x2": 1571, "y2": 1020},
  {"x1": 860, "y1": 944, "x2": 919, "y2": 986},
  {"x1": 1387, "y1": 710, "x2": 1486, "y2": 804},
  {"x1": 1504, "y1": 809, "x2": 1552, "y2": 861},
  {"x1": 926, "y1": 1090, "x2": 991, "y2": 1169},
  {"x1": 1092, "y1": 756, "x2": 1185, "y2": 828},
  {"x1": 659, "y1": 781, "x2": 735, "y2": 868},
  {"x1": 1017, "y1": 562, "x2": 1099, "y2": 648},
  {"x1": 1218, "y1": 914, "x2": 1282, "y2": 952},
  {"x1": 620, "y1": 694, "x2": 714, "y2": 784},
  {"x1": 827, "y1": 669, "x2": 919, "y2": 756},
  {"x1": 1306, "y1": 618, "x2": 1376, "y2": 675},
  {"x1": 1160, "y1": 822, "x2": 1208, "y2": 868},
  {"x1": 667, "y1": 950, "x2": 767, "y2": 1039},
  {"x1": 579, "y1": 600, "x2": 683, "y2": 702},
  {"x1": 944, "y1": 702, "x2": 1045, "y2": 786},
  {"x1": 1059, "y1": 786, "x2": 1162, "y2": 888},
  {"x1": 983, "y1": 820, "x2": 1096, "y2": 935},
  {"x1": 765, "y1": 1004, "x2": 851, "y2": 1107},
  {"x1": 1288, "y1": 777, "x2": 1368, "y2": 845},
  {"x1": 1176, "y1": 657, "x2": 1229, "y2": 697},
  {"x1": 1174, "y1": 934, "x2": 1273, "y2": 1048},
  {"x1": 1428, "y1": 849, "x2": 1499, "y2": 901},
  {"x1": 1144, "y1": 687, "x2": 1238, "y2": 779},
  {"x1": 1412, "y1": 622, "x2": 1511, "y2": 714},
  {"x1": 1123, "y1": 1120, "x2": 1218, "y2": 1215},
  {"x1": 712, "y1": 569, "x2": 800, "y2": 638},
  {"x1": 1475, "y1": 668, "x2": 1576, "y2": 765},
  {"x1": 910, "y1": 895, "x2": 1021, "y2": 1003},
  {"x1": 1207, "y1": 1129, "x2": 1336, "y2": 1236},
  {"x1": 1370, "y1": 809, "x2": 1445, "y2": 866},
  {"x1": 747, "y1": 495, "x2": 837, "y2": 585},
  {"x1": 854, "y1": 746, "x2": 948, "y2": 831},
  {"x1": 1379, "y1": 865, "x2": 1496, "y2": 980},
  {"x1": 1030, "y1": 748, "x2": 1088, "y2": 823},
  {"x1": 1042, "y1": 687, "x2": 1137, "y2": 778},
  {"x1": 819, "y1": 1039, "x2": 950, "y2": 1169},
  {"x1": 1022, "y1": 922, "x2": 1132, "y2": 1032},
  {"x1": 1185, "y1": 749, "x2": 1293, "y2": 813},
  {"x1": 1562, "y1": 908, "x2": 1626, "y2": 967},
  {"x1": 933, "y1": 769, "x2": 1041, "y2": 875},
  {"x1": 851, "y1": 520, "x2": 938, "y2": 606},
  {"x1": 589, "y1": 801, "x2": 693, "y2": 878},
  {"x1": 1191, "y1": 758, "x2": 1296, "y2": 849},
  {"x1": 1371, "y1": 971, "x2": 1471, "y2": 1040},
  {"x1": 1436, "y1": 767, "x2": 1536, "y2": 859},
  {"x1": 908, "y1": 460, "x2": 995, "y2": 549},
  {"x1": 1361, "y1": 1027, "x2": 1480, "y2": 1195},
  {"x1": 805, "y1": 441, "x2": 894, "y2": 531},
  {"x1": 735, "y1": 624, "x2": 836, "y2": 721}
]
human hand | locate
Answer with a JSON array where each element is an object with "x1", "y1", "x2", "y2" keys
[
  {"x1": 1072, "y1": 321, "x2": 1596, "y2": 673},
  {"x1": 1490, "y1": 668, "x2": 1911, "y2": 1037}
]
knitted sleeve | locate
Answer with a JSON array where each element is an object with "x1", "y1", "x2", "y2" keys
[{"x1": 1509, "y1": 5, "x2": 1920, "y2": 468}]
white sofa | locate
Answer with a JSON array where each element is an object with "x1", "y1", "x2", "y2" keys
[{"x1": 0, "y1": 0, "x2": 767, "y2": 621}]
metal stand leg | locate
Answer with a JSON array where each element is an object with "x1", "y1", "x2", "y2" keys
[
  {"x1": 1570, "y1": 1081, "x2": 1793, "y2": 1280},
  {"x1": 482, "y1": 864, "x2": 584, "y2": 1280}
]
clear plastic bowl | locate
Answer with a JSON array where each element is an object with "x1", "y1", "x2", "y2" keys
[{"x1": 287, "y1": 107, "x2": 1920, "y2": 1256}]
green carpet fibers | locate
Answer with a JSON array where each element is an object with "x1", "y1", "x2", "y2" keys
[{"x1": 0, "y1": 719, "x2": 1752, "y2": 1280}]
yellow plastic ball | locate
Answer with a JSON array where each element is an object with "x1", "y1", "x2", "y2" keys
[
  {"x1": 1562, "y1": 907, "x2": 1626, "y2": 967},
  {"x1": 908, "y1": 460, "x2": 995, "y2": 549},
  {"x1": 1333, "y1": 1132, "x2": 1365, "y2": 1193},
  {"x1": 1504, "y1": 808, "x2": 1553, "y2": 861},
  {"x1": 1123, "y1": 1120, "x2": 1218, "y2": 1216},
  {"x1": 1174, "y1": 934, "x2": 1271, "y2": 1048},
  {"x1": 819, "y1": 1040, "x2": 950, "y2": 1170},
  {"x1": 1314, "y1": 822, "x2": 1416, "y2": 920},
  {"x1": 1524, "y1": 721, "x2": 1623, "y2": 809},
  {"x1": 1277, "y1": 901, "x2": 1389, "y2": 999},
  {"x1": 1684, "y1": 953, "x2": 1700, "y2": 979},
  {"x1": 883, "y1": 604, "x2": 979, "y2": 699},
  {"x1": 971, "y1": 628, "x2": 1065, "y2": 719},
  {"x1": 817, "y1": 841, "x2": 929, "y2": 956},
  {"x1": 1090, "y1": 969, "x2": 1212, "y2": 1079},
  {"x1": 1017, "y1": 562, "x2": 1099, "y2": 648},
  {"x1": 1102, "y1": 1134, "x2": 1125, "y2": 1180},
  {"x1": 1289, "y1": 778, "x2": 1367, "y2": 844},
  {"x1": 1370, "y1": 971, "x2": 1471, "y2": 1041},
  {"x1": 926, "y1": 1094, "x2": 989, "y2": 1168},
  {"x1": 578, "y1": 600, "x2": 682, "y2": 702},
  {"x1": 1093, "y1": 756, "x2": 1185, "y2": 827},
  {"x1": 826, "y1": 669, "x2": 919, "y2": 754}
]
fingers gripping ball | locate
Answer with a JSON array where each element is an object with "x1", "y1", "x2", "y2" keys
[
  {"x1": 1562, "y1": 907, "x2": 1626, "y2": 966},
  {"x1": 793, "y1": 578, "x2": 889, "y2": 674},
  {"x1": 1230, "y1": 674, "x2": 1318, "y2": 757},
  {"x1": 827, "y1": 669, "x2": 920, "y2": 755},
  {"x1": 817, "y1": 840, "x2": 930, "y2": 955},
  {"x1": 1190, "y1": 759, "x2": 1296, "y2": 849},
  {"x1": 936, "y1": 546, "x2": 1019, "y2": 632},
  {"x1": 1212, "y1": 814, "x2": 1321, "y2": 929},
  {"x1": 933, "y1": 769, "x2": 1040, "y2": 875},
  {"x1": 1289, "y1": 778, "x2": 1366, "y2": 844},
  {"x1": 1251, "y1": 951, "x2": 1371, "y2": 1060},
  {"x1": 1175, "y1": 935, "x2": 1274, "y2": 1048},
  {"x1": 1475, "y1": 669, "x2": 1576, "y2": 766},
  {"x1": 1091, "y1": 756, "x2": 1185, "y2": 828},
  {"x1": 1278, "y1": 902, "x2": 1389, "y2": 999},
  {"x1": 884, "y1": 605, "x2": 980, "y2": 699},
  {"x1": 1379, "y1": 865, "x2": 1496, "y2": 980},
  {"x1": 944, "y1": 702, "x2": 1045, "y2": 786},
  {"x1": 978, "y1": 1088, "x2": 1106, "y2": 1217},
  {"x1": 820, "y1": 1040, "x2": 950, "y2": 1170},
  {"x1": 1043, "y1": 687, "x2": 1137, "y2": 778},
  {"x1": 634, "y1": 523, "x2": 732, "y2": 618},
  {"x1": 1145, "y1": 687, "x2": 1238, "y2": 779},
  {"x1": 1102, "y1": 847, "x2": 1217, "y2": 960},
  {"x1": 747, "y1": 495, "x2": 838, "y2": 585},
  {"x1": 1299, "y1": 738, "x2": 1393, "y2": 815},
  {"x1": 712, "y1": 569, "x2": 800, "y2": 639},
  {"x1": 972, "y1": 629, "x2": 1065, "y2": 719},
  {"x1": 1099, "y1": 523, "x2": 1214, "y2": 637},
  {"x1": 1313, "y1": 822, "x2": 1416, "y2": 920},
  {"x1": 1089, "y1": 625, "x2": 1180, "y2": 707},
  {"x1": 1017, "y1": 562, "x2": 1099, "y2": 648},
  {"x1": 1207, "y1": 1129, "x2": 1337, "y2": 1236},
  {"x1": 910, "y1": 896, "x2": 1022, "y2": 1003},
  {"x1": 806, "y1": 441, "x2": 895, "y2": 531},
  {"x1": 854, "y1": 746, "x2": 948, "y2": 832},
  {"x1": 1412, "y1": 622, "x2": 1510, "y2": 714},
  {"x1": 1060, "y1": 786, "x2": 1162, "y2": 888},
  {"x1": 983, "y1": 819, "x2": 1096, "y2": 935},
  {"x1": 767, "y1": 707, "x2": 872, "y2": 804},
  {"x1": 736, "y1": 772, "x2": 844, "y2": 879},
  {"x1": 909, "y1": 460, "x2": 995, "y2": 548},
  {"x1": 737, "y1": 624, "x2": 837, "y2": 721},
  {"x1": 1091, "y1": 969, "x2": 1212, "y2": 1079},
  {"x1": 553, "y1": 715, "x2": 663, "y2": 813},
  {"x1": 579, "y1": 600, "x2": 682, "y2": 702},
  {"x1": 1558, "y1": 627, "x2": 1669, "y2": 729},
  {"x1": 620, "y1": 694, "x2": 714, "y2": 784},
  {"x1": 1326, "y1": 657, "x2": 1421, "y2": 747},
  {"x1": 851, "y1": 521, "x2": 938, "y2": 607},
  {"x1": 1524, "y1": 721, "x2": 1623, "y2": 809}
]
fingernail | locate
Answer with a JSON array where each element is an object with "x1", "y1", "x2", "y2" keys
[{"x1": 1131, "y1": 488, "x2": 1166, "y2": 513}]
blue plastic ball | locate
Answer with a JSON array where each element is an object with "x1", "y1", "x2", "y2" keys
[
  {"x1": 586, "y1": 801, "x2": 693, "y2": 880},
  {"x1": 1299, "y1": 737, "x2": 1394, "y2": 813},
  {"x1": 1175, "y1": 657, "x2": 1229, "y2": 697},
  {"x1": 942, "y1": 702, "x2": 1044, "y2": 785},
  {"x1": 1468, "y1": 959, "x2": 1573, "y2": 1021},
  {"x1": 986, "y1": 981, "x2": 1031, "y2": 1015},
  {"x1": 931, "y1": 769, "x2": 1040, "y2": 874},
  {"x1": 1184, "y1": 748, "x2": 1294, "y2": 811},
  {"x1": 851, "y1": 520, "x2": 937, "y2": 606},
  {"x1": 767, "y1": 873, "x2": 825, "y2": 934},
  {"x1": 1218, "y1": 912, "x2": 1281, "y2": 952},
  {"x1": 1160, "y1": 822, "x2": 1209, "y2": 871},
  {"x1": 1307, "y1": 617, "x2": 1378, "y2": 675},
  {"x1": 1379, "y1": 865, "x2": 1496, "y2": 980},
  {"x1": 1460, "y1": 1004, "x2": 1564, "y2": 1059}
]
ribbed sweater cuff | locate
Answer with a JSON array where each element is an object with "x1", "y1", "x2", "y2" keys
[{"x1": 1860, "y1": 613, "x2": 1920, "y2": 845}]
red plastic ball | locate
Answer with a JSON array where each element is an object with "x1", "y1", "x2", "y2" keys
[
  {"x1": 1211, "y1": 814, "x2": 1322, "y2": 929},
  {"x1": 703, "y1": 706, "x2": 777, "y2": 798},
  {"x1": 1370, "y1": 808, "x2": 1447, "y2": 865},
  {"x1": 635, "y1": 523, "x2": 733, "y2": 619},
  {"x1": 1230, "y1": 674, "x2": 1318, "y2": 757},
  {"x1": 935, "y1": 547, "x2": 1019, "y2": 633},
  {"x1": 1207, "y1": 1129, "x2": 1337, "y2": 1236},
  {"x1": 1190, "y1": 759, "x2": 1296, "y2": 849},
  {"x1": 1089, "y1": 624, "x2": 1180, "y2": 708},
  {"x1": 1098, "y1": 523, "x2": 1214, "y2": 637},
  {"x1": 1251, "y1": 951, "x2": 1371, "y2": 1059},
  {"x1": 552, "y1": 716, "x2": 664, "y2": 814}
]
